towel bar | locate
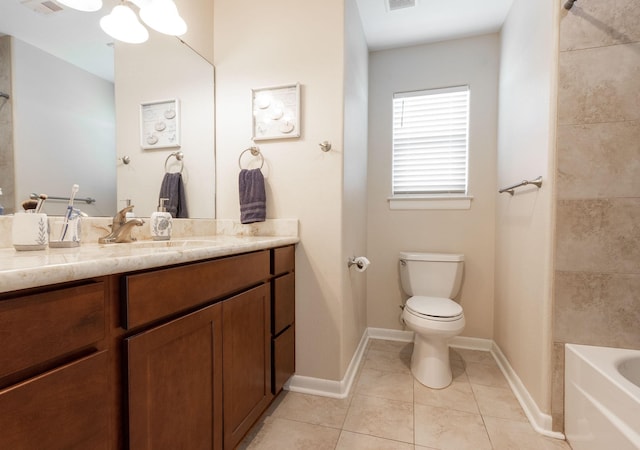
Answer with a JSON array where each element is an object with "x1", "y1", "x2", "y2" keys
[
  {"x1": 499, "y1": 176, "x2": 543, "y2": 196},
  {"x1": 238, "y1": 146, "x2": 264, "y2": 169},
  {"x1": 30, "y1": 193, "x2": 96, "y2": 204},
  {"x1": 164, "y1": 151, "x2": 184, "y2": 173}
]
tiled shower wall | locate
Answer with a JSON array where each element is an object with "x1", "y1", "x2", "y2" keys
[
  {"x1": 552, "y1": 0, "x2": 640, "y2": 431},
  {"x1": 0, "y1": 36, "x2": 14, "y2": 214}
]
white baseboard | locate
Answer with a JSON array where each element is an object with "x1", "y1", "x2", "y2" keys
[
  {"x1": 285, "y1": 327, "x2": 565, "y2": 440},
  {"x1": 367, "y1": 327, "x2": 414, "y2": 342},
  {"x1": 450, "y1": 335, "x2": 493, "y2": 351},
  {"x1": 285, "y1": 328, "x2": 369, "y2": 399},
  {"x1": 491, "y1": 342, "x2": 565, "y2": 440}
]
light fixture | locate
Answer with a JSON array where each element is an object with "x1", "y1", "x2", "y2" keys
[
  {"x1": 56, "y1": 0, "x2": 103, "y2": 12},
  {"x1": 138, "y1": 0, "x2": 187, "y2": 36},
  {"x1": 64, "y1": 0, "x2": 188, "y2": 44},
  {"x1": 100, "y1": 4, "x2": 149, "y2": 44}
]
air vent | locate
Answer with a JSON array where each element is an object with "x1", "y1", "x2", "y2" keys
[
  {"x1": 388, "y1": 0, "x2": 416, "y2": 11},
  {"x1": 20, "y1": 0, "x2": 64, "y2": 15}
]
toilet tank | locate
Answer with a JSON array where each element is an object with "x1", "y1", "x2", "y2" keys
[{"x1": 399, "y1": 252, "x2": 464, "y2": 298}]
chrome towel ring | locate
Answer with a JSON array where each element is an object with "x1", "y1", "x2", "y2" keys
[
  {"x1": 238, "y1": 146, "x2": 264, "y2": 170},
  {"x1": 165, "y1": 151, "x2": 184, "y2": 173}
]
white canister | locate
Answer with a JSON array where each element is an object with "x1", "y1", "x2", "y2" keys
[{"x1": 12, "y1": 212, "x2": 48, "y2": 251}]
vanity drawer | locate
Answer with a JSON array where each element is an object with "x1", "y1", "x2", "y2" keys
[
  {"x1": 272, "y1": 324, "x2": 295, "y2": 395},
  {"x1": 272, "y1": 245, "x2": 294, "y2": 276},
  {"x1": 0, "y1": 351, "x2": 110, "y2": 449},
  {"x1": 272, "y1": 272, "x2": 295, "y2": 335},
  {"x1": 0, "y1": 282, "x2": 106, "y2": 380},
  {"x1": 123, "y1": 250, "x2": 270, "y2": 329}
]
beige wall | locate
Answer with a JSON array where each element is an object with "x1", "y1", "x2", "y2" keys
[
  {"x1": 494, "y1": 0, "x2": 558, "y2": 416},
  {"x1": 366, "y1": 35, "x2": 499, "y2": 339},
  {"x1": 115, "y1": 32, "x2": 215, "y2": 218},
  {"x1": 552, "y1": 0, "x2": 640, "y2": 429},
  {"x1": 0, "y1": 36, "x2": 14, "y2": 215},
  {"x1": 215, "y1": 0, "x2": 369, "y2": 381},
  {"x1": 340, "y1": 0, "x2": 369, "y2": 374}
]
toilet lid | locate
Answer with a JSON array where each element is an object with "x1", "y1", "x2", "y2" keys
[{"x1": 405, "y1": 296, "x2": 463, "y2": 319}]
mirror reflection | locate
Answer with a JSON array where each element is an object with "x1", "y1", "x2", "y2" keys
[{"x1": 0, "y1": 0, "x2": 214, "y2": 218}]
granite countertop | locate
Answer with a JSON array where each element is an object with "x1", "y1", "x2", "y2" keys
[{"x1": 0, "y1": 234, "x2": 299, "y2": 294}]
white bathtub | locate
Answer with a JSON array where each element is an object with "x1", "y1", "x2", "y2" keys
[{"x1": 565, "y1": 344, "x2": 640, "y2": 450}]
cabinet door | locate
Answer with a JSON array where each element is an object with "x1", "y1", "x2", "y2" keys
[
  {"x1": 0, "y1": 351, "x2": 110, "y2": 450},
  {"x1": 223, "y1": 284, "x2": 272, "y2": 450},
  {"x1": 126, "y1": 303, "x2": 223, "y2": 450}
]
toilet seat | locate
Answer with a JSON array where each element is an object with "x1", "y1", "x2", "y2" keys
[{"x1": 405, "y1": 296, "x2": 463, "y2": 322}]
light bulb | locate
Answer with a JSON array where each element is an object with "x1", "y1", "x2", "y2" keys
[
  {"x1": 100, "y1": 4, "x2": 149, "y2": 44},
  {"x1": 139, "y1": 0, "x2": 187, "y2": 36},
  {"x1": 56, "y1": 0, "x2": 103, "y2": 12}
]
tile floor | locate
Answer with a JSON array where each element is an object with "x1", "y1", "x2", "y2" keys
[{"x1": 238, "y1": 339, "x2": 573, "y2": 450}]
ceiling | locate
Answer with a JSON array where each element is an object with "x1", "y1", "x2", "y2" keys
[
  {"x1": 0, "y1": 0, "x2": 515, "y2": 82},
  {"x1": 0, "y1": 0, "x2": 117, "y2": 81},
  {"x1": 355, "y1": 0, "x2": 515, "y2": 51}
]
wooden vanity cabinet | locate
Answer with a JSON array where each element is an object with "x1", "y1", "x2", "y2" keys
[
  {"x1": 126, "y1": 302, "x2": 223, "y2": 450},
  {"x1": 0, "y1": 244, "x2": 295, "y2": 450},
  {"x1": 222, "y1": 284, "x2": 272, "y2": 450},
  {"x1": 271, "y1": 246, "x2": 296, "y2": 394},
  {"x1": 122, "y1": 249, "x2": 277, "y2": 450},
  {"x1": 0, "y1": 281, "x2": 111, "y2": 449}
]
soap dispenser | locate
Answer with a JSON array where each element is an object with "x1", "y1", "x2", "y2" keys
[{"x1": 151, "y1": 198, "x2": 172, "y2": 241}]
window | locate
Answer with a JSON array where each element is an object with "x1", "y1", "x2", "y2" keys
[{"x1": 392, "y1": 86, "x2": 470, "y2": 198}]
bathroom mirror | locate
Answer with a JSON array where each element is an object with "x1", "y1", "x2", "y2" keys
[{"x1": 0, "y1": 0, "x2": 215, "y2": 218}]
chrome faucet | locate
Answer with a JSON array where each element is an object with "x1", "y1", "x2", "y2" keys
[{"x1": 98, "y1": 205, "x2": 145, "y2": 244}]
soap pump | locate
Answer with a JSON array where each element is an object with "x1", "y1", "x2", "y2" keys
[{"x1": 151, "y1": 198, "x2": 172, "y2": 241}]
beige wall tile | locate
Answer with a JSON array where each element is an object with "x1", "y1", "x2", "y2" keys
[
  {"x1": 559, "y1": 0, "x2": 640, "y2": 51},
  {"x1": 557, "y1": 42, "x2": 640, "y2": 124},
  {"x1": 0, "y1": 36, "x2": 14, "y2": 215},
  {"x1": 554, "y1": 271, "x2": 640, "y2": 348},
  {"x1": 555, "y1": 198, "x2": 640, "y2": 273},
  {"x1": 551, "y1": 343, "x2": 565, "y2": 432},
  {"x1": 557, "y1": 121, "x2": 640, "y2": 199}
]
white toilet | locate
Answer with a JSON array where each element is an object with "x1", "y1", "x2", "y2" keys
[{"x1": 399, "y1": 251, "x2": 465, "y2": 389}]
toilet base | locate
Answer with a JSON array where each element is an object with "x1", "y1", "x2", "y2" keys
[{"x1": 411, "y1": 333, "x2": 453, "y2": 389}]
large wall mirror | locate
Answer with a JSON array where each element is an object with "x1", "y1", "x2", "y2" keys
[{"x1": 0, "y1": 0, "x2": 214, "y2": 218}]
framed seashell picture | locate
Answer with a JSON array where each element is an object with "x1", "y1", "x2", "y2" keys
[
  {"x1": 252, "y1": 83, "x2": 300, "y2": 141},
  {"x1": 140, "y1": 99, "x2": 181, "y2": 149}
]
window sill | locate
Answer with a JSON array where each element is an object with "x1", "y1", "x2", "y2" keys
[{"x1": 388, "y1": 195, "x2": 473, "y2": 210}]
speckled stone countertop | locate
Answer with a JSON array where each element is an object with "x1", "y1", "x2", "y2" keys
[{"x1": 0, "y1": 218, "x2": 298, "y2": 294}]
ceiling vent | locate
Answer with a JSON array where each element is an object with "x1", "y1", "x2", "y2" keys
[
  {"x1": 387, "y1": 0, "x2": 416, "y2": 12},
  {"x1": 20, "y1": 0, "x2": 64, "y2": 16}
]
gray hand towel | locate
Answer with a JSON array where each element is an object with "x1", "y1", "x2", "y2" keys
[
  {"x1": 159, "y1": 172, "x2": 188, "y2": 218},
  {"x1": 239, "y1": 168, "x2": 266, "y2": 224}
]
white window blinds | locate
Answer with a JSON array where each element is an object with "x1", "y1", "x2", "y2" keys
[{"x1": 392, "y1": 86, "x2": 469, "y2": 195}]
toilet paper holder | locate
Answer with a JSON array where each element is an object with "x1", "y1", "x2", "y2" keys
[{"x1": 348, "y1": 256, "x2": 370, "y2": 271}]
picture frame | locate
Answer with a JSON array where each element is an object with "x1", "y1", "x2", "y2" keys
[
  {"x1": 140, "y1": 99, "x2": 181, "y2": 149},
  {"x1": 252, "y1": 83, "x2": 300, "y2": 140}
]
